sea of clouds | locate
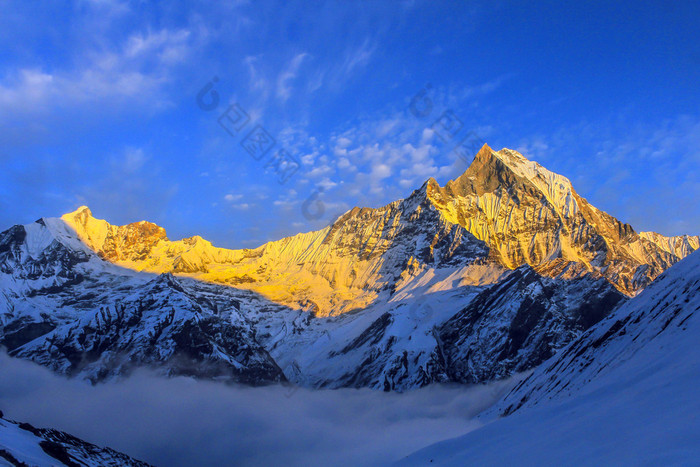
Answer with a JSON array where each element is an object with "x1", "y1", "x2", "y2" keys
[{"x1": 0, "y1": 352, "x2": 521, "y2": 466}]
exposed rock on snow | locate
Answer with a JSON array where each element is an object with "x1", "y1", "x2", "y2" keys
[{"x1": 0, "y1": 413, "x2": 151, "y2": 466}]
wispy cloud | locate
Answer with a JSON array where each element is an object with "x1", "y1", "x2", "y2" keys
[
  {"x1": 320, "y1": 39, "x2": 377, "y2": 93},
  {"x1": 0, "y1": 27, "x2": 196, "y2": 122},
  {"x1": 340, "y1": 39, "x2": 376, "y2": 75},
  {"x1": 243, "y1": 55, "x2": 269, "y2": 96},
  {"x1": 224, "y1": 193, "x2": 244, "y2": 202},
  {"x1": 247, "y1": 81, "x2": 504, "y2": 236},
  {"x1": 276, "y1": 52, "x2": 309, "y2": 102}
]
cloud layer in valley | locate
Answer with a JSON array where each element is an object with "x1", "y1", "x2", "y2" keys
[{"x1": 0, "y1": 352, "x2": 521, "y2": 466}]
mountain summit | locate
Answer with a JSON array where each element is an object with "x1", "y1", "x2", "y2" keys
[{"x1": 424, "y1": 144, "x2": 690, "y2": 294}]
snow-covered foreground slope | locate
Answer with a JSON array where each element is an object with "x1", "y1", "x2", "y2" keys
[
  {"x1": 399, "y1": 250, "x2": 700, "y2": 465},
  {"x1": 0, "y1": 412, "x2": 150, "y2": 466}
]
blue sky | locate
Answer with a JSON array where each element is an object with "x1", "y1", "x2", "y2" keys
[{"x1": 1, "y1": 0, "x2": 698, "y2": 248}]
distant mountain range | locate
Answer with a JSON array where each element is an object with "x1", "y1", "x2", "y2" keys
[{"x1": 1, "y1": 144, "x2": 697, "y2": 391}]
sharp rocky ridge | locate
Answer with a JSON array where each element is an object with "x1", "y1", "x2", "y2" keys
[{"x1": 0, "y1": 144, "x2": 696, "y2": 390}]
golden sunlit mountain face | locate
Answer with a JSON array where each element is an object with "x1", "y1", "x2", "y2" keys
[{"x1": 58, "y1": 147, "x2": 697, "y2": 317}]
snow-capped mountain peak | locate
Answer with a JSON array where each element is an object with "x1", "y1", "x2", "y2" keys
[
  {"x1": 61, "y1": 206, "x2": 168, "y2": 263},
  {"x1": 638, "y1": 230, "x2": 700, "y2": 259},
  {"x1": 492, "y1": 147, "x2": 578, "y2": 217},
  {"x1": 422, "y1": 144, "x2": 695, "y2": 294}
]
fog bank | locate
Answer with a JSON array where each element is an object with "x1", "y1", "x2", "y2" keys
[{"x1": 0, "y1": 353, "x2": 520, "y2": 466}]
